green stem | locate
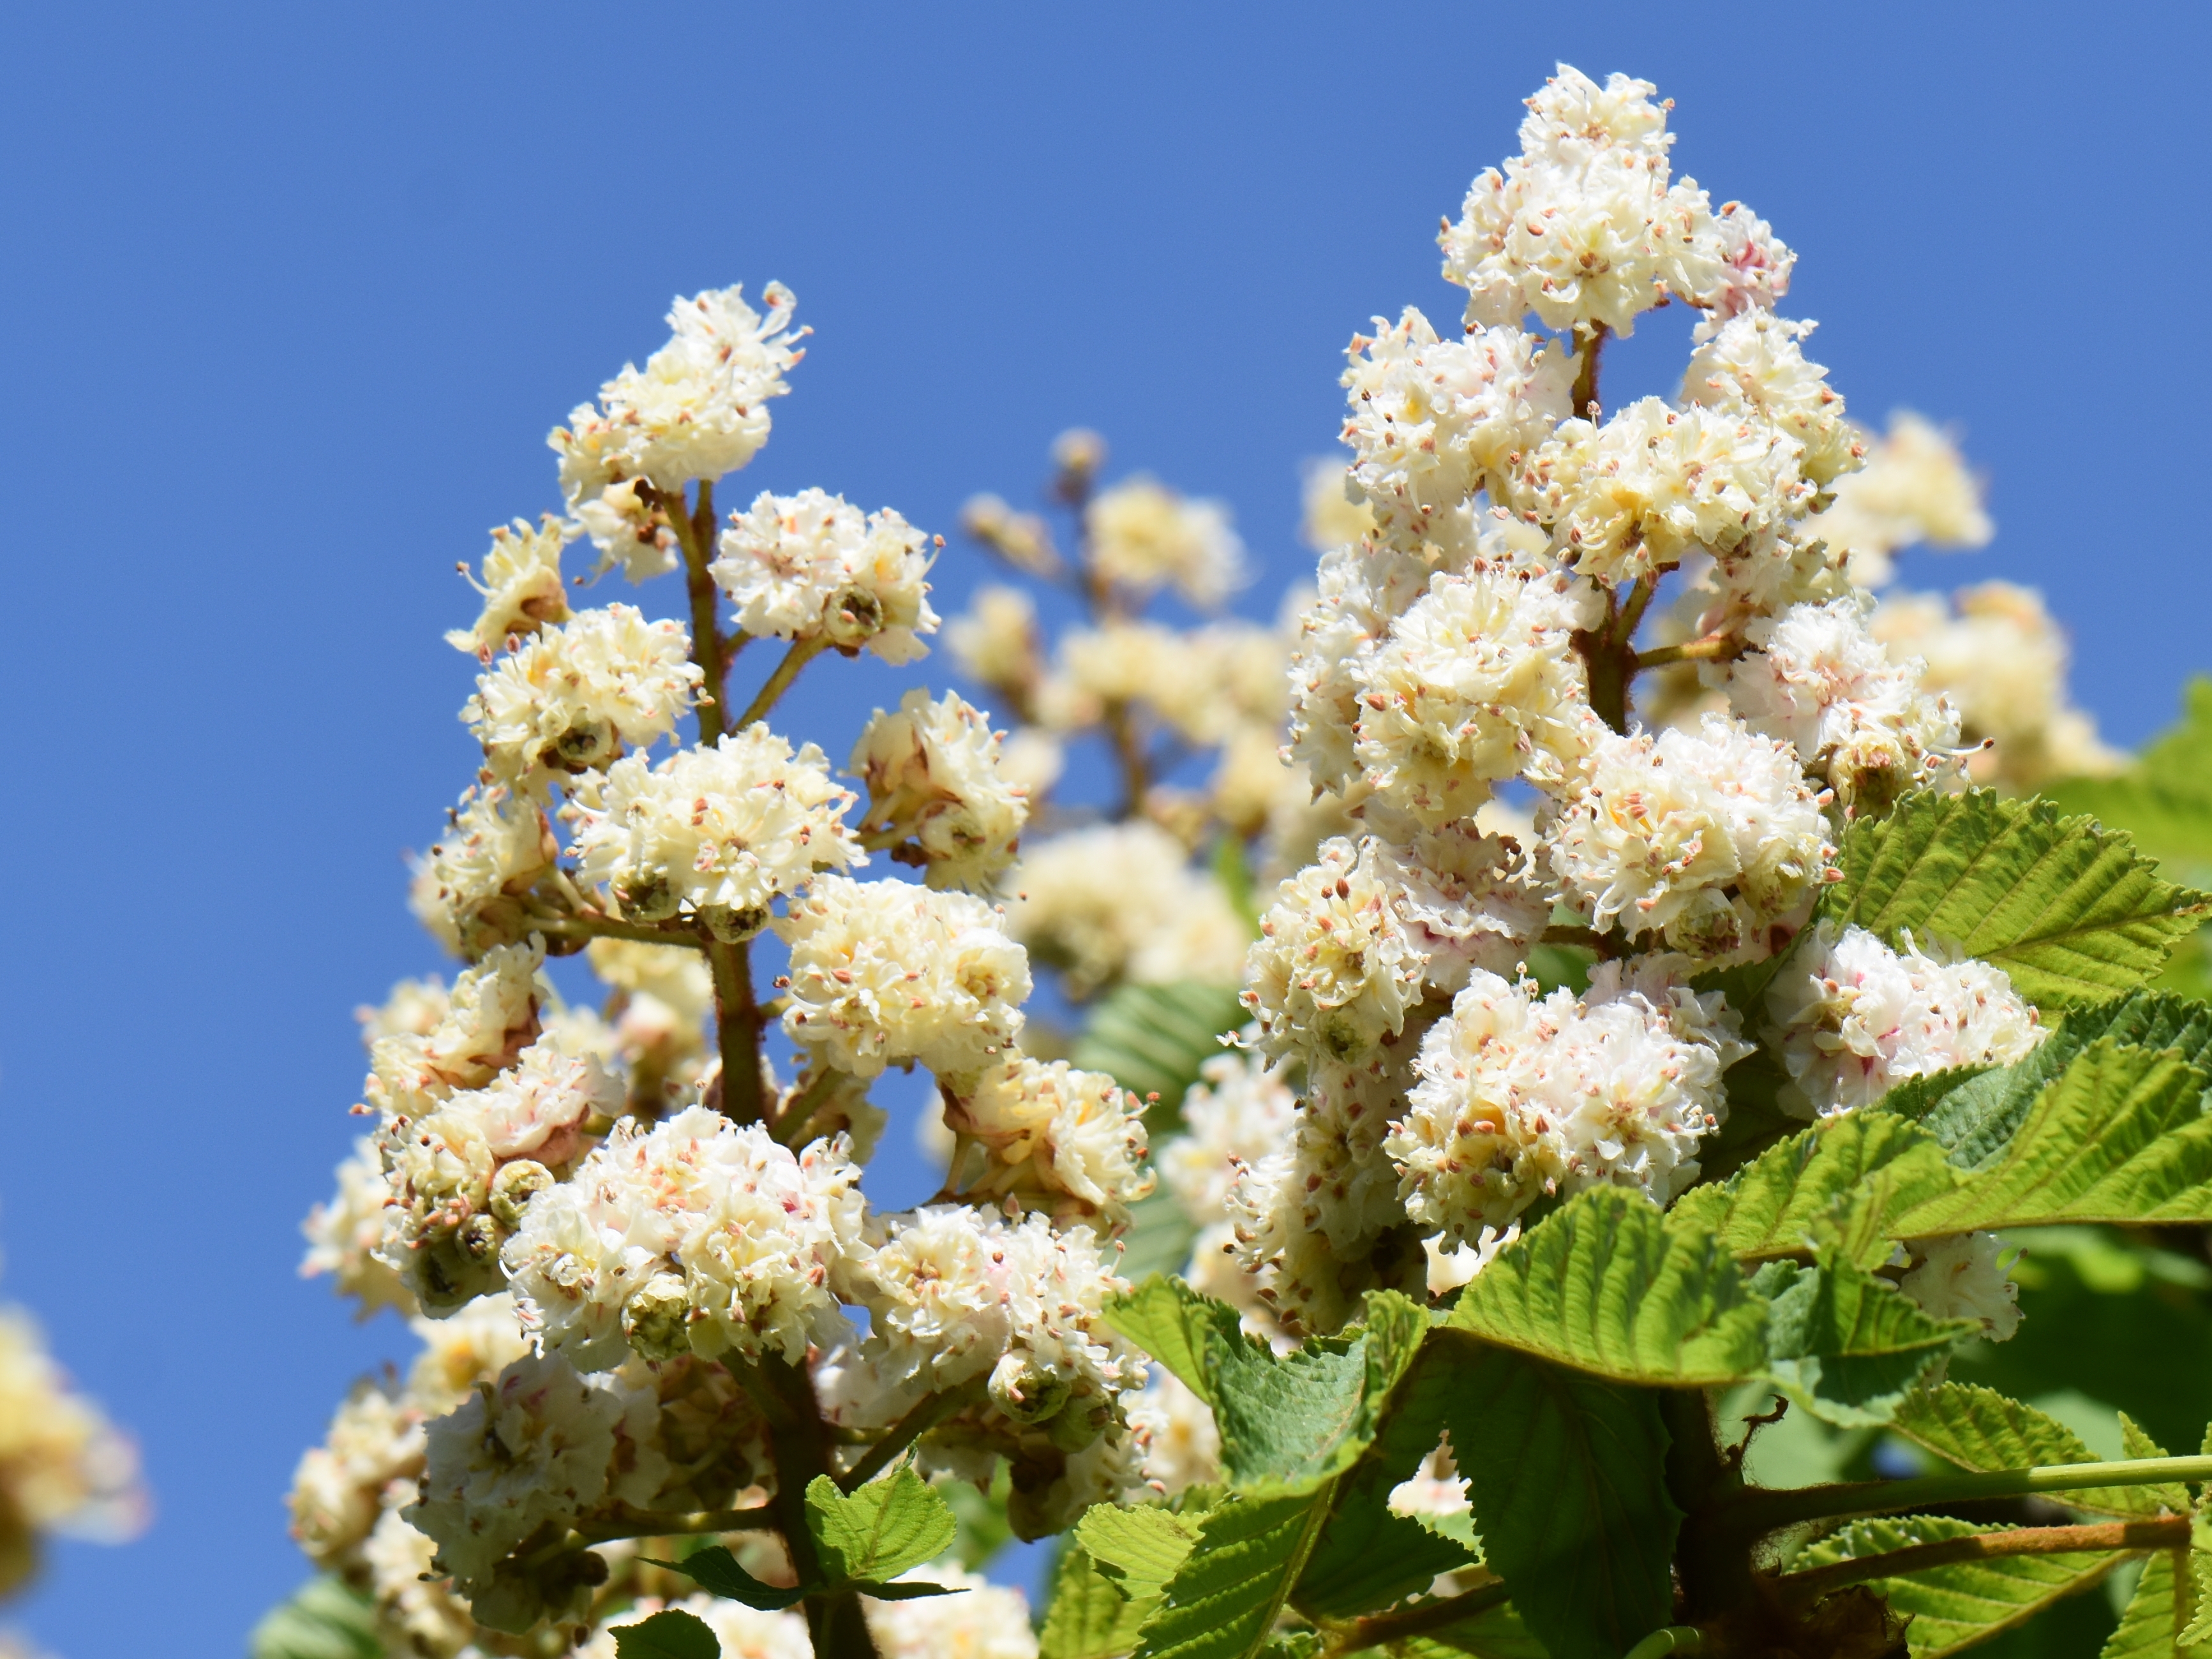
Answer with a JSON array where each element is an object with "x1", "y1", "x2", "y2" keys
[
  {"x1": 1634, "y1": 634, "x2": 1742, "y2": 671},
  {"x1": 1622, "y1": 1628, "x2": 1703, "y2": 1659},
  {"x1": 708, "y1": 939, "x2": 764, "y2": 1126},
  {"x1": 837, "y1": 1380, "x2": 986, "y2": 1492},
  {"x1": 1774, "y1": 1517, "x2": 2184, "y2": 1603},
  {"x1": 749, "y1": 1357, "x2": 881, "y2": 1659},
  {"x1": 528, "y1": 913, "x2": 708, "y2": 950},
  {"x1": 1732, "y1": 1455, "x2": 2212, "y2": 1536},
  {"x1": 670, "y1": 481, "x2": 729, "y2": 745},
  {"x1": 1325, "y1": 1579, "x2": 1512, "y2": 1656},
  {"x1": 773, "y1": 1066, "x2": 844, "y2": 1149},
  {"x1": 735, "y1": 636, "x2": 829, "y2": 730},
  {"x1": 571, "y1": 1505, "x2": 782, "y2": 1545},
  {"x1": 1102, "y1": 702, "x2": 1150, "y2": 819}
]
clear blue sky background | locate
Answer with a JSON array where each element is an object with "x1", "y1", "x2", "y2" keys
[{"x1": 3, "y1": 4, "x2": 2207, "y2": 1653}]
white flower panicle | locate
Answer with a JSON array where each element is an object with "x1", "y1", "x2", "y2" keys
[
  {"x1": 410, "y1": 786, "x2": 552, "y2": 958},
  {"x1": 569, "y1": 724, "x2": 860, "y2": 936},
  {"x1": 1386, "y1": 957, "x2": 1748, "y2": 1244},
  {"x1": 1369, "y1": 817, "x2": 1550, "y2": 993},
  {"x1": 1766, "y1": 922, "x2": 2044, "y2": 1117},
  {"x1": 1541, "y1": 715, "x2": 1835, "y2": 963},
  {"x1": 503, "y1": 1106, "x2": 863, "y2": 1371},
  {"x1": 446, "y1": 516, "x2": 573, "y2": 658},
  {"x1": 553, "y1": 284, "x2": 804, "y2": 575},
  {"x1": 1005, "y1": 822, "x2": 1250, "y2": 998},
  {"x1": 1086, "y1": 476, "x2": 1246, "y2": 607},
  {"x1": 851, "y1": 688, "x2": 1029, "y2": 892},
  {"x1": 778, "y1": 876, "x2": 1030, "y2": 1078},
  {"x1": 713, "y1": 488, "x2": 941, "y2": 664},
  {"x1": 464, "y1": 606, "x2": 699, "y2": 784},
  {"x1": 1243, "y1": 836, "x2": 1425, "y2": 1065}
]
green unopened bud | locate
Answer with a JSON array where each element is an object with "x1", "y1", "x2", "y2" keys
[
  {"x1": 489, "y1": 1160, "x2": 553, "y2": 1228},
  {"x1": 988, "y1": 1351, "x2": 1070, "y2": 1425},
  {"x1": 699, "y1": 904, "x2": 769, "y2": 944},
  {"x1": 457, "y1": 1212, "x2": 502, "y2": 1263},
  {"x1": 622, "y1": 1274, "x2": 693, "y2": 1361}
]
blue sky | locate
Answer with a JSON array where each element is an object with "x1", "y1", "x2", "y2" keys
[{"x1": 3, "y1": 3, "x2": 2206, "y2": 1653}]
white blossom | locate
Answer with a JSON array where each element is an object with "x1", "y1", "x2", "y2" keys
[
  {"x1": 1243, "y1": 836, "x2": 1424, "y2": 1064},
  {"x1": 1805, "y1": 412, "x2": 1992, "y2": 588},
  {"x1": 301, "y1": 1135, "x2": 415, "y2": 1318},
  {"x1": 713, "y1": 488, "x2": 939, "y2": 664},
  {"x1": 943, "y1": 1055, "x2": 1154, "y2": 1226},
  {"x1": 1766, "y1": 922, "x2": 2044, "y2": 1117},
  {"x1": 464, "y1": 606, "x2": 699, "y2": 784},
  {"x1": 778, "y1": 876, "x2": 1030, "y2": 1079},
  {"x1": 582, "y1": 1595, "x2": 811, "y2": 1659},
  {"x1": 1899, "y1": 1233, "x2": 2023, "y2": 1341},
  {"x1": 410, "y1": 787, "x2": 551, "y2": 958},
  {"x1": 553, "y1": 285, "x2": 804, "y2": 576},
  {"x1": 1680, "y1": 311, "x2": 1861, "y2": 489},
  {"x1": 362, "y1": 1505, "x2": 475, "y2": 1657},
  {"x1": 569, "y1": 724, "x2": 860, "y2": 935},
  {"x1": 287, "y1": 1382, "x2": 422, "y2": 1568},
  {"x1": 851, "y1": 688, "x2": 1029, "y2": 892},
  {"x1": 866, "y1": 1561, "x2": 1038, "y2": 1659},
  {"x1": 1126, "y1": 1370, "x2": 1221, "y2": 1496},
  {"x1": 1542, "y1": 714, "x2": 1834, "y2": 963},
  {"x1": 1086, "y1": 476, "x2": 1246, "y2": 607},
  {"x1": 1368, "y1": 816, "x2": 1550, "y2": 993},
  {"x1": 446, "y1": 516, "x2": 573, "y2": 658},
  {"x1": 1005, "y1": 822, "x2": 1248, "y2": 998}
]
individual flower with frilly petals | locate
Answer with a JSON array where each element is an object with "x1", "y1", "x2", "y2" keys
[
  {"x1": 942, "y1": 1055, "x2": 1155, "y2": 1226},
  {"x1": 1086, "y1": 476, "x2": 1246, "y2": 607},
  {"x1": 1899, "y1": 1233, "x2": 2023, "y2": 1341},
  {"x1": 552, "y1": 285, "x2": 805, "y2": 577},
  {"x1": 1366, "y1": 814, "x2": 1550, "y2": 993},
  {"x1": 502, "y1": 1105, "x2": 863, "y2": 1371},
  {"x1": 1243, "y1": 836, "x2": 1424, "y2": 1064},
  {"x1": 712, "y1": 488, "x2": 940, "y2": 664},
  {"x1": 368, "y1": 939, "x2": 544, "y2": 1113},
  {"x1": 569, "y1": 724, "x2": 860, "y2": 939},
  {"x1": 1352, "y1": 561, "x2": 1604, "y2": 820},
  {"x1": 1340, "y1": 311, "x2": 1573, "y2": 554},
  {"x1": 445, "y1": 516, "x2": 574, "y2": 658},
  {"x1": 287, "y1": 1381, "x2": 423, "y2": 1568},
  {"x1": 409, "y1": 786, "x2": 553, "y2": 958},
  {"x1": 1126, "y1": 1370, "x2": 1222, "y2": 1496},
  {"x1": 1158, "y1": 1048, "x2": 1298, "y2": 1316},
  {"x1": 1541, "y1": 714, "x2": 1834, "y2": 963},
  {"x1": 464, "y1": 606, "x2": 699, "y2": 784},
  {"x1": 1385, "y1": 955, "x2": 1747, "y2": 1244},
  {"x1": 1679, "y1": 311, "x2": 1862, "y2": 489},
  {"x1": 1726, "y1": 595, "x2": 1964, "y2": 811},
  {"x1": 1765, "y1": 921, "x2": 2043, "y2": 1117},
  {"x1": 1691, "y1": 201, "x2": 1795, "y2": 338},
  {"x1": 1518, "y1": 399, "x2": 1813, "y2": 586},
  {"x1": 851, "y1": 688, "x2": 1028, "y2": 892},
  {"x1": 301, "y1": 1135, "x2": 416, "y2": 1318},
  {"x1": 778, "y1": 877, "x2": 1029, "y2": 1079},
  {"x1": 1440, "y1": 66, "x2": 1724, "y2": 338}
]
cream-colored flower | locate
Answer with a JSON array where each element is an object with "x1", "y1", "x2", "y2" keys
[
  {"x1": 1243, "y1": 835, "x2": 1424, "y2": 1065},
  {"x1": 465, "y1": 606, "x2": 699, "y2": 785},
  {"x1": 1086, "y1": 476, "x2": 1246, "y2": 607},
  {"x1": 1005, "y1": 822, "x2": 1249, "y2": 998},
  {"x1": 446, "y1": 516, "x2": 573, "y2": 658},
  {"x1": 943, "y1": 1055, "x2": 1153, "y2": 1226},
  {"x1": 1680, "y1": 311, "x2": 1861, "y2": 488},
  {"x1": 851, "y1": 688, "x2": 1028, "y2": 892},
  {"x1": 409, "y1": 786, "x2": 552, "y2": 959},
  {"x1": 713, "y1": 488, "x2": 940, "y2": 664}
]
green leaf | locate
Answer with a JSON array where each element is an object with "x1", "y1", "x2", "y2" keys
[
  {"x1": 1894, "y1": 1039, "x2": 2212, "y2": 1233},
  {"x1": 1446, "y1": 1188, "x2": 1769, "y2": 1385},
  {"x1": 1131, "y1": 1492, "x2": 1331, "y2": 1659},
  {"x1": 2049, "y1": 679, "x2": 2212, "y2": 881},
  {"x1": 1103, "y1": 1280, "x2": 1424, "y2": 1495},
  {"x1": 1825, "y1": 788, "x2": 2209, "y2": 1010},
  {"x1": 2118, "y1": 1415, "x2": 2193, "y2": 1518},
  {"x1": 249, "y1": 1577, "x2": 384, "y2": 1659},
  {"x1": 1890, "y1": 1383, "x2": 2174, "y2": 1519},
  {"x1": 1906, "y1": 991, "x2": 2212, "y2": 1173},
  {"x1": 1760, "y1": 1254, "x2": 1977, "y2": 1427},
  {"x1": 1119, "y1": 1186, "x2": 1201, "y2": 1284},
  {"x1": 612, "y1": 1610, "x2": 721, "y2": 1659},
  {"x1": 1294, "y1": 1341, "x2": 1484, "y2": 1619},
  {"x1": 1072, "y1": 981, "x2": 1249, "y2": 1136},
  {"x1": 1436, "y1": 1339, "x2": 1680, "y2": 1659},
  {"x1": 1041, "y1": 1545, "x2": 1161, "y2": 1659},
  {"x1": 1793, "y1": 1515, "x2": 2129, "y2": 1658},
  {"x1": 643, "y1": 1545, "x2": 807, "y2": 1610},
  {"x1": 2100, "y1": 1547, "x2": 2193, "y2": 1659},
  {"x1": 1674, "y1": 1110, "x2": 1959, "y2": 1269},
  {"x1": 805, "y1": 1467, "x2": 959, "y2": 1586},
  {"x1": 1075, "y1": 1505, "x2": 1202, "y2": 1598}
]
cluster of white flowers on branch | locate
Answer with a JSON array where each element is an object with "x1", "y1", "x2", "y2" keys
[{"x1": 293, "y1": 286, "x2": 1158, "y2": 1657}]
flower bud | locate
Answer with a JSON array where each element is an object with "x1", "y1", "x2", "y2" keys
[
  {"x1": 621, "y1": 1274, "x2": 693, "y2": 1362},
  {"x1": 488, "y1": 1160, "x2": 552, "y2": 1228},
  {"x1": 988, "y1": 1351, "x2": 1070, "y2": 1425}
]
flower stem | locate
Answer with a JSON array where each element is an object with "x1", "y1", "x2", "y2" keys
[
  {"x1": 837, "y1": 1379, "x2": 986, "y2": 1492},
  {"x1": 1103, "y1": 701, "x2": 1150, "y2": 820},
  {"x1": 671, "y1": 480, "x2": 730, "y2": 745},
  {"x1": 1774, "y1": 1517, "x2": 2184, "y2": 1603},
  {"x1": 1324, "y1": 1579, "x2": 1512, "y2": 1656},
  {"x1": 746, "y1": 1357, "x2": 882, "y2": 1659},
  {"x1": 1570, "y1": 324, "x2": 1608, "y2": 420},
  {"x1": 1730, "y1": 1454, "x2": 2212, "y2": 1536},
  {"x1": 708, "y1": 938, "x2": 765, "y2": 1126},
  {"x1": 736, "y1": 636, "x2": 830, "y2": 731},
  {"x1": 1634, "y1": 634, "x2": 1742, "y2": 671},
  {"x1": 571, "y1": 1504, "x2": 782, "y2": 1545},
  {"x1": 529, "y1": 913, "x2": 708, "y2": 950}
]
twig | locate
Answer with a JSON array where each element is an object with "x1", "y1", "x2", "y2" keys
[
  {"x1": 1773, "y1": 1517, "x2": 2185, "y2": 1603},
  {"x1": 1634, "y1": 634, "x2": 1744, "y2": 671},
  {"x1": 707, "y1": 939, "x2": 764, "y2": 1126},
  {"x1": 735, "y1": 636, "x2": 829, "y2": 730},
  {"x1": 668, "y1": 480, "x2": 731, "y2": 745},
  {"x1": 1728, "y1": 1454, "x2": 2212, "y2": 1536},
  {"x1": 1570, "y1": 323, "x2": 1608, "y2": 419},
  {"x1": 572, "y1": 1504, "x2": 782, "y2": 1545},
  {"x1": 1326, "y1": 1579, "x2": 1513, "y2": 1655},
  {"x1": 837, "y1": 1380, "x2": 986, "y2": 1492},
  {"x1": 529, "y1": 913, "x2": 708, "y2": 950}
]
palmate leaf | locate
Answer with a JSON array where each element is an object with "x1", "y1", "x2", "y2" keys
[
  {"x1": 1435, "y1": 1339, "x2": 1680, "y2": 1659},
  {"x1": 1827, "y1": 788, "x2": 2209, "y2": 1009},
  {"x1": 1130, "y1": 1492, "x2": 1332, "y2": 1659},
  {"x1": 1294, "y1": 1339, "x2": 1484, "y2": 1619},
  {"x1": 1894, "y1": 1039, "x2": 2212, "y2": 1233},
  {"x1": 1899, "y1": 990, "x2": 2212, "y2": 1173},
  {"x1": 1446, "y1": 1188, "x2": 1769, "y2": 1385},
  {"x1": 1671, "y1": 1110, "x2": 1959, "y2": 1269},
  {"x1": 1758, "y1": 1254, "x2": 1975, "y2": 1427},
  {"x1": 804, "y1": 1468, "x2": 959, "y2": 1586},
  {"x1": 1793, "y1": 1515, "x2": 2129, "y2": 1658},
  {"x1": 1104, "y1": 1279, "x2": 1425, "y2": 1495},
  {"x1": 1077, "y1": 1505, "x2": 1202, "y2": 1598},
  {"x1": 2100, "y1": 1548, "x2": 2196, "y2": 1659},
  {"x1": 1071, "y1": 980, "x2": 1249, "y2": 1135},
  {"x1": 1042, "y1": 1545, "x2": 1168, "y2": 1659},
  {"x1": 1890, "y1": 1383, "x2": 2176, "y2": 1520}
]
